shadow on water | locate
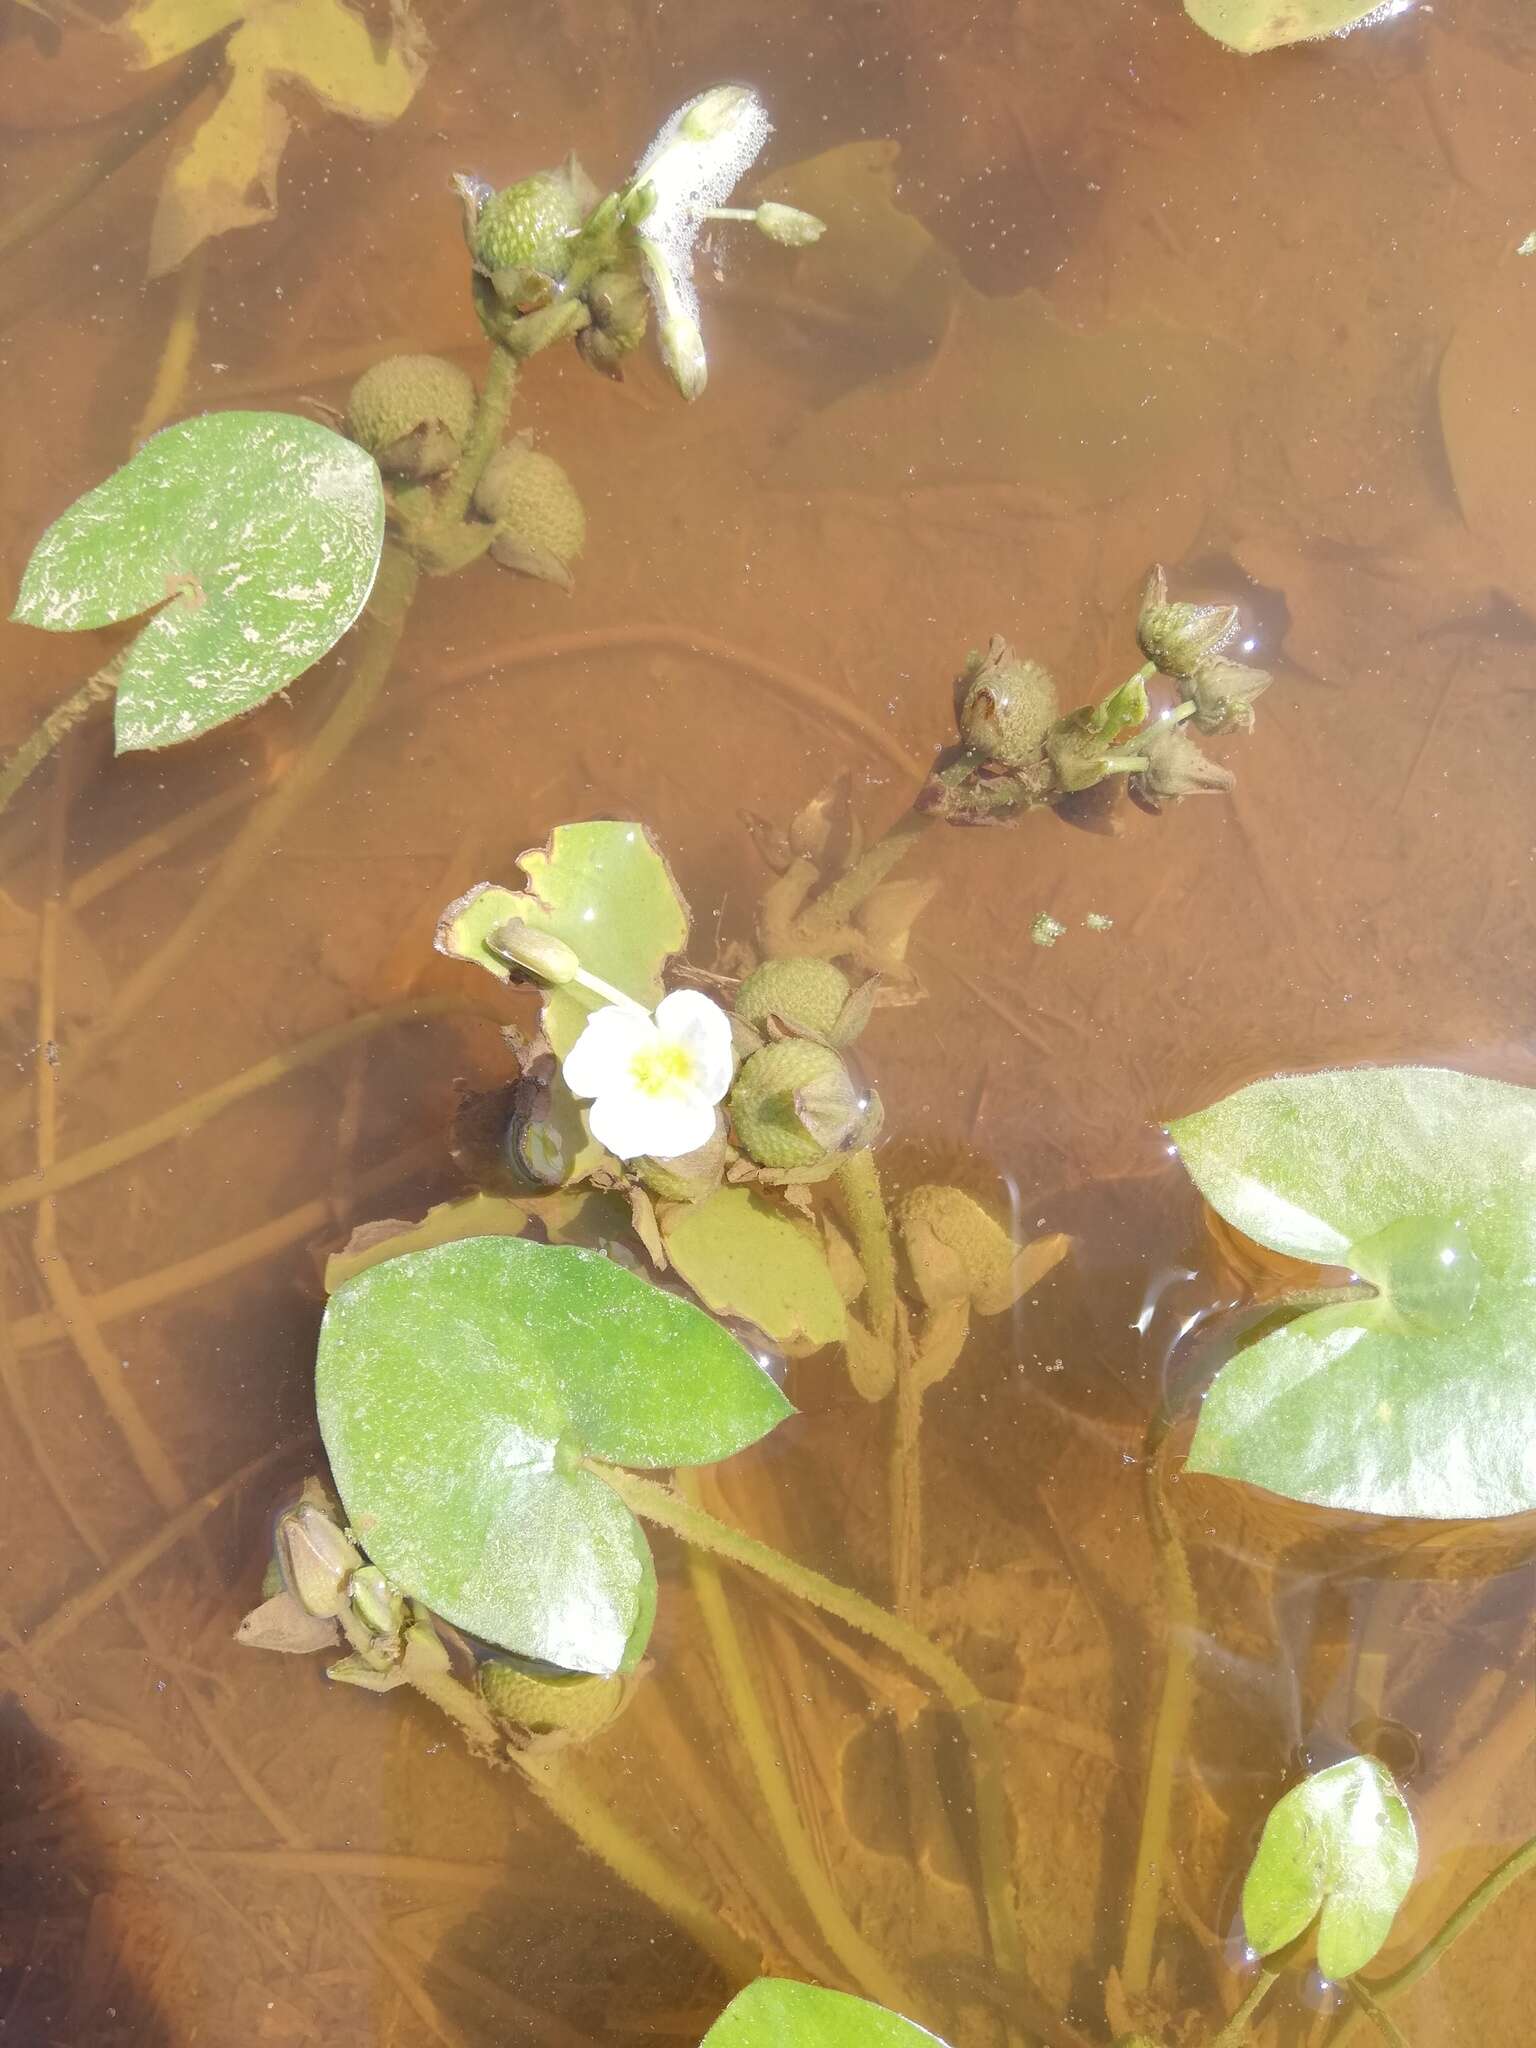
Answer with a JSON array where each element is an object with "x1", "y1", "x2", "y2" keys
[{"x1": 0, "y1": 1694, "x2": 173, "y2": 2045}]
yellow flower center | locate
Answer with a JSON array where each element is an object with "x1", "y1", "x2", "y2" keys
[{"x1": 628, "y1": 1041, "x2": 696, "y2": 1098}]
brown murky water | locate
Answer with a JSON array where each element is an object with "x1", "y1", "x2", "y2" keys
[{"x1": 2, "y1": 1, "x2": 1534, "y2": 2043}]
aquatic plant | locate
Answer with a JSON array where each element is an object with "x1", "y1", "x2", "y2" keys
[
  {"x1": 1184, "y1": 0, "x2": 1395, "y2": 53},
  {"x1": 231, "y1": 548, "x2": 1535, "y2": 2042},
  {"x1": 2, "y1": 85, "x2": 819, "y2": 816}
]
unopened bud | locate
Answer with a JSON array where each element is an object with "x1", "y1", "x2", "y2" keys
[
  {"x1": 1137, "y1": 564, "x2": 1238, "y2": 681},
  {"x1": 1186, "y1": 651, "x2": 1273, "y2": 736},
  {"x1": 276, "y1": 1503, "x2": 362, "y2": 1620},
  {"x1": 679, "y1": 84, "x2": 759, "y2": 145},
  {"x1": 1132, "y1": 719, "x2": 1236, "y2": 802},
  {"x1": 659, "y1": 309, "x2": 708, "y2": 401},
  {"x1": 754, "y1": 202, "x2": 826, "y2": 246},
  {"x1": 488, "y1": 919, "x2": 580, "y2": 984}
]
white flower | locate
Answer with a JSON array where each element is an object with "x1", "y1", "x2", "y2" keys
[
  {"x1": 562, "y1": 989, "x2": 734, "y2": 1161},
  {"x1": 628, "y1": 85, "x2": 772, "y2": 400}
]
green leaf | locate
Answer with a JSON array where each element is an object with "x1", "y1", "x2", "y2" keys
[
  {"x1": 316, "y1": 1236, "x2": 791, "y2": 1673},
  {"x1": 661, "y1": 1187, "x2": 847, "y2": 1352},
  {"x1": 1184, "y1": 0, "x2": 1387, "y2": 53},
  {"x1": 435, "y1": 822, "x2": 690, "y2": 1056},
  {"x1": 1242, "y1": 1756, "x2": 1418, "y2": 1980},
  {"x1": 1082, "y1": 672, "x2": 1149, "y2": 745},
  {"x1": 12, "y1": 413, "x2": 384, "y2": 753},
  {"x1": 1171, "y1": 1067, "x2": 1536, "y2": 1518},
  {"x1": 700, "y1": 1980, "x2": 950, "y2": 2048}
]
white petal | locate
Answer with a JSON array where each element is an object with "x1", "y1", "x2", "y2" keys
[
  {"x1": 654, "y1": 989, "x2": 734, "y2": 1104},
  {"x1": 561, "y1": 1006, "x2": 655, "y2": 1102},
  {"x1": 646, "y1": 1092, "x2": 718, "y2": 1161},
  {"x1": 588, "y1": 1081, "x2": 709, "y2": 1162}
]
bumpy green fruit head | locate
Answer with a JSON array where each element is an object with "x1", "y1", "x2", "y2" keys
[
  {"x1": 473, "y1": 171, "x2": 586, "y2": 279},
  {"x1": 959, "y1": 645, "x2": 1058, "y2": 768},
  {"x1": 345, "y1": 354, "x2": 476, "y2": 479},
  {"x1": 475, "y1": 438, "x2": 586, "y2": 587},
  {"x1": 735, "y1": 957, "x2": 850, "y2": 1039},
  {"x1": 478, "y1": 1659, "x2": 631, "y2": 1740},
  {"x1": 731, "y1": 1038, "x2": 867, "y2": 1168}
]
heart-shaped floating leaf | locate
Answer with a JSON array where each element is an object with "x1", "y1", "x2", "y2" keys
[
  {"x1": 662, "y1": 1187, "x2": 847, "y2": 1352},
  {"x1": 1242, "y1": 1756, "x2": 1417, "y2": 1980},
  {"x1": 12, "y1": 412, "x2": 384, "y2": 753},
  {"x1": 316, "y1": 1236, "x2": 791, "y2": 1674},
  {"x1": 436, "y1": 821, "x2": 690, "y2": 1056},
  {"x1": 1185, "y1": 0, "x2": 1388, "y2": 53},
  {"x1": 1171, "y1": 1066, "x2": 1536, "y2": 1518},
  {"x1": 699, "y1": 1979, "x2": 950, "y2": 2048}
]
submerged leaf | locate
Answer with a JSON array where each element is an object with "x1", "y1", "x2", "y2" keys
[
  {"x1": 13, "y1": 413, "x2": 384, "y2": 753},
  {"x1": 662, "y1": 1186, "x2": 846, "y2": 1351},
  {"x1": 1172, "y1": 1066, "x2": 1536, "y2": 1517},
  {"x1": 323, "y1": 1193, "x2": 531, "y2": 1292},
  {"x1": 121, "y1": 0, "x2": 429, "y2": 276},
  {"x1": 1184, "y1": 0, "x2": 1388, "y2": 52},
  {"x1": 436, "y1": 822, "x2": 690, "y2": 1056},
  {"x1": 899, "y1": 1185, "x2": 1070, "y2": 1317},
  {"x1": 700, "y1": 1979, "x2": 950, "y2": 2047},
  {"x1": 1242, "y1": 1756, "x2": 1417, "y2": 1979},
  {"x1": 316, "y1": 1237, "x2": 791, "y2": 1673}
]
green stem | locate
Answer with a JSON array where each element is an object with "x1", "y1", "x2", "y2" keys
[
  {"x1": 834, "y1": 1149, "x2": 922, "y2": 1618},
  {"x1": 0, "y1": 653, "x2": 125, "y2": 824},
  {"x1": 1327, "y1": 1832, "x2": 1536, "y2": 2046},
  {"x1": 1346, "y1": 1981, "x2": 1408, "y2": 2048},
  {"x1": 14, "y1": 542, "x2": 419, "y2": 1121},
  {"x1": 1210, "y1": 1968, "x2": 1278, "y2": 2047},
  {"x1": 589, "y1": 1463, "x2": 1027, "y2": 1999},
  {"x1": 0, "y1": 52, "x2": 215, "y2": 270},
  {"x1": 0, "y1": 994, "x2": 482, "y2": 1215},
  {"x1": 514, "y1": 1744, "x2": 763, "y2": 1986},
  {"x1": 797, "y1": 806, "x2": 936, "y2": 936},
  {"x1": 437, "y1": 344, "x2": 519, "y2": 525},
  {"x1": 675, "y1": 1471, "x2": 924, "y2": 2015},
  {"x1": 1119, "y1": 1408, "x2": 1199, "y2": 1998}
]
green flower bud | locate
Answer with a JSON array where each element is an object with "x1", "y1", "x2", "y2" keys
[
  {"x1": 276, "y1": 1501, "x2": 362, "y2": 1620},
  {"x1": 487, "y1": 917, "x2": 581, "y2": 984},
  {"x1": 658, "y1": 306, "x2": 708, "y2": 402},
  {"x1": 679, "y1": 83, "x2": 759, "y2": 146},
  {"x1": 1186, "y1": 651, "x2": 1273, "y2": 736},
  {"x1": 735, "y1": 957, "x2": 851, "y2": 1039},
  {"x1": 347, "y1": 1564, "x2": 405, "y2": 1641},
  {"x1": 1137, "y1": 564, "x2": 1238, "y2": 680},
  {"x1": 1131, "y1": 719, "x2": 1235, "y2": 802},
  {"x1": 479, "y1": 1658, "x2": 636, "y2": 1742},
  {"x1": 474, "y1": 436, "x2": 586, "y2": 589},
  {"x1": 576, "y1": 267, "x2": 650, "y2": 378},
  {"x1": 1046, "y1": 672, "x2": 1149, "y2": 793},
  {"x1": 957, "y1": 639, "x2": 1059, "y2": 768},
  {"x1": 754, "y1": 202, "x2": 826, "y2": 246},
  {"x1": 730, "y1": 1040, "x2": 880, "y2": 1169},
  {"x1": 345, "y1": 354, "x2": 476, "y2": 481}
]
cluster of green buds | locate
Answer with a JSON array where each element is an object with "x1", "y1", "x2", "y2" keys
[
  {"x1": 237, "y1": 1478, "x2": 445, "y2": 1693},
  {"x1": 237, "y1": 1479, "x2": 638, "y2": 1755},
  {"x1": 920, "y1": 564, "x2": 1270, "y2": 824},
  {"x1": 454, "y1": 86, "x2": 823, "y2": 397}
]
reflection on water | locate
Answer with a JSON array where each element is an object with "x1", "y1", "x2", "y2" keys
[{"x1": 1, "y1": 0, "x2": 1533, "y2": 2042}]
